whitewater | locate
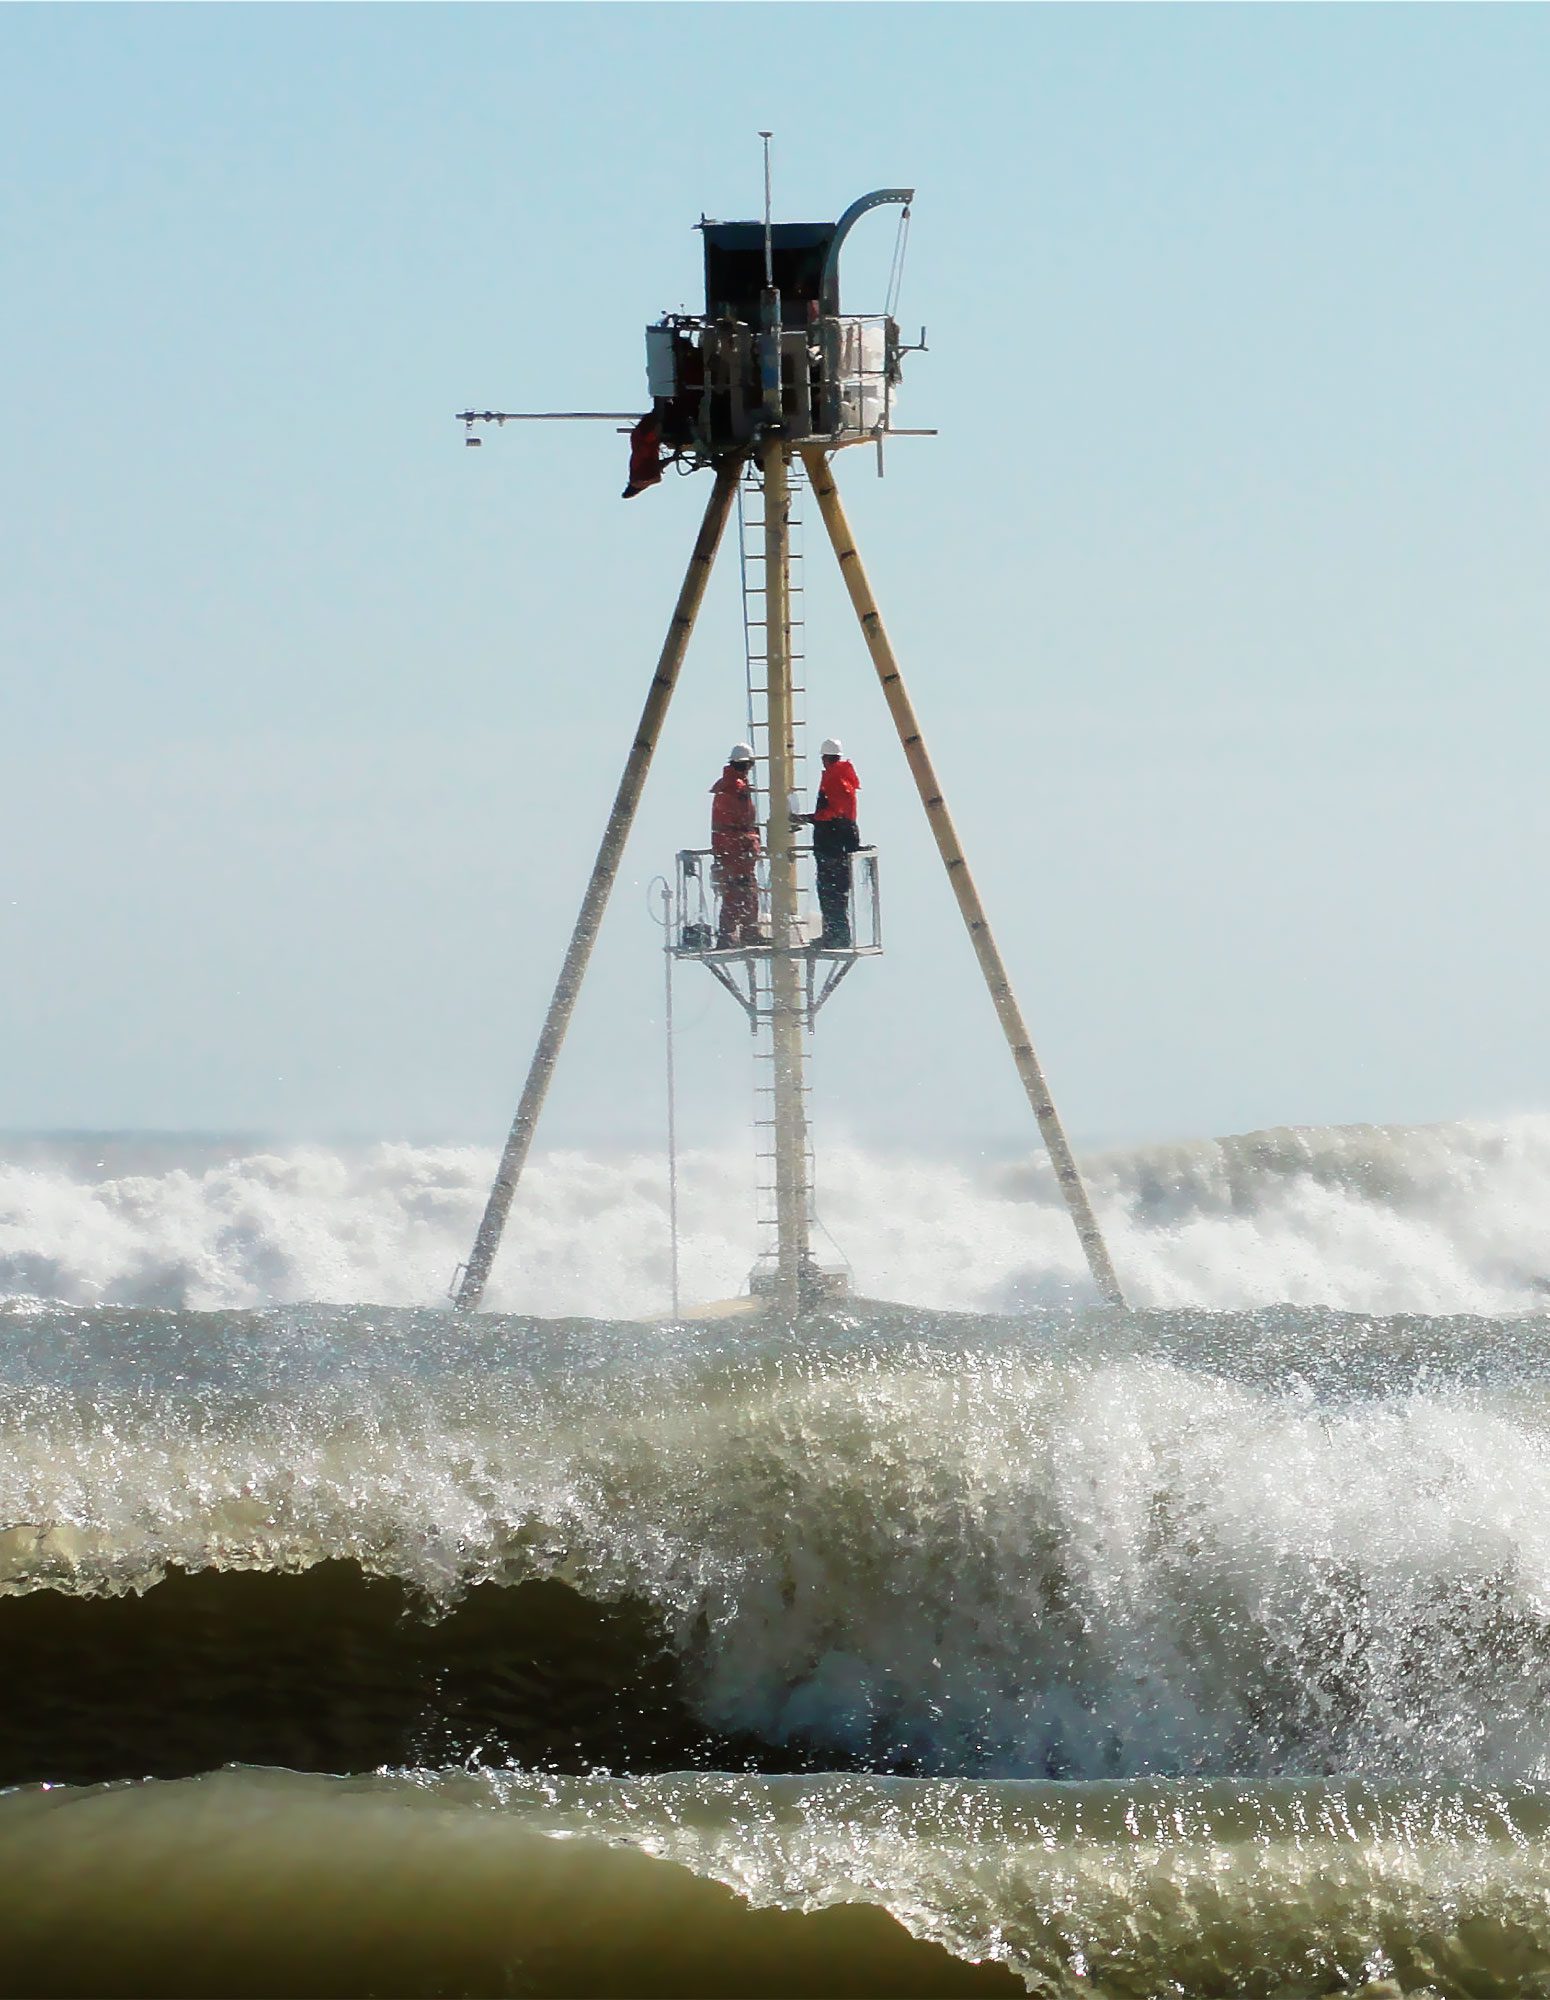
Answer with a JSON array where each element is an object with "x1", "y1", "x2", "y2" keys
[
  {"x1": 3, "y1": 1113, "x2": 1550, "y2": 1317},
  {"x1": 7, "y1": 1116, "x2": 1550, "y2": 1996}
]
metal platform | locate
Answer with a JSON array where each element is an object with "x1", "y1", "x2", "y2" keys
[
  {"x1": 671, "y1": 843, "x2": 880, "y2": 953},
  {"x1": 670, "y1": 842, "x2": 880, "y2": 1028}
]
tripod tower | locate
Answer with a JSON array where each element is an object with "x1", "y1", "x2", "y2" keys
[{"x1": 452, "y1": 168, "x2": 1125, "y2": 1318}]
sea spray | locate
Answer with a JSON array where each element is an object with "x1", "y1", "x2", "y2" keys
[
  {"x1": 9, "y1": 1124, "x2": 1550, "y2": 1995},
  {"x1": 6, "y1": 1301, "x2": 1550, "y2": 1785},
  {"x1": 3, "y1": 1114, "x2": 1550, "y2": 1316}
]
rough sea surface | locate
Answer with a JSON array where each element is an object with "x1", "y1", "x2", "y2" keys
[{"x1": 4, "y1": 1120, "x2": 1550, "y2": 1996}]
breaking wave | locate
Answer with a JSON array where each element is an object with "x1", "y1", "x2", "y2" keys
[
  {"x1": 2, "y1": 1113, "x2": 1550, "y2": 1316},
  {"x1": 6, "y1": 1298, "x2": 1550, "y2": 1789},
  {"x1": 9, "y1": 1121, "x2": 1550, "y2": 1995}
]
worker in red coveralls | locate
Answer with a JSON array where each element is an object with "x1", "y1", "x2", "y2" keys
[
  {"x1": 794, "y1": 738, "x2": 861, "y2": 948},
  {"x1": 710, "y1": 744, "x2": 764, "y2": 949}
]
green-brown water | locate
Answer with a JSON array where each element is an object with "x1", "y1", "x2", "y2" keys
[{"x1": 7, "y1": 1296, "x2": 1550, "y2": 1995}]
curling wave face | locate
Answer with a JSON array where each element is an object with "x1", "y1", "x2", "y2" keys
[
  {"x1": 6, "y1": 1299, "x2": 1550, "y2": 1788},
  {"x1": 8, "y1": 1123, "x2": 1550, "y2": 1995}
]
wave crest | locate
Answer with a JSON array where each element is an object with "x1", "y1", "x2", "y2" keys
[{"x1": 3, "y1": 1114, "x2": 1550, "y2": 1316}]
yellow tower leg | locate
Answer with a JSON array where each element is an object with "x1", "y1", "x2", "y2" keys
[
  {"x1": 801, "y1": 445, "x2": 1126, "y2": 1308},
  {"x1": 455, "y1": 461, "x2": 741, "y2": 1312}
]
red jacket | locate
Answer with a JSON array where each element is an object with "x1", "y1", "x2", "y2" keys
[
  {"x1": 710, "y1": 766, "x2": 760, "y2": 868},
  {"x1": 814, "y1": 759, "x2": 860, "y2": 823},
  {"x1": 622, "y1": 414, "x2": 662, "y2": 500}
]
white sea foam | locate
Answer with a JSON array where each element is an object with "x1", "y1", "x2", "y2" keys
[
  {"x1": 2, "y1": 1116, "x2": 1550, "y2": 1316},
  {"x1": 6, "y1": 1299, "x2": 1550, "y2": 1783}
]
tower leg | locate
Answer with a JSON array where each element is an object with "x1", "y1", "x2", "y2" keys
[
  {"x1": 761, "y1": 435, "x2": 812, "y2": 1316},
  {"x1": 800, "y1": 446, "x2": 1126, "y2": 1308},
  {"x1": 454, "y1": 462, "x2": 741, "y2": 1312}
]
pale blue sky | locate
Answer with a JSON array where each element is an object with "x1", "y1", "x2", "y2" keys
[{"x1": 3, "y1": 4, "x2": 1548, "y2": 1155}]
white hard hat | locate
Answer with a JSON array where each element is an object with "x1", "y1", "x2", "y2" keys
[
  {"x1": 820, "y1": 737, "x2": 843, "y2": 759},
  {"x1": 729, "y1": 742, "x2": 755, "y2": 764}
]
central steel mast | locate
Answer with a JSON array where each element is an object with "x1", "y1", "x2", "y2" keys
[
  {"x1": 756, "y1": 140, "x2": 812, "y2": 1315},
  {"x1": 759, "y1": 439, "x2": 812, "y2": 1311}
]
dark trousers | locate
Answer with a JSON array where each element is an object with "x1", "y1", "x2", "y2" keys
[{"x1": 813, "y1": 821, "x2": 858, "y2": 944}]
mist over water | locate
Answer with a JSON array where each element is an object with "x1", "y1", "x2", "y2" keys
[
  {"x1": 3, "y1": 1113, "x2": 1549, "y2": 1317},
  {"x1": 6, "y1": 1117, "x2": 1550, "y2": 1995}
]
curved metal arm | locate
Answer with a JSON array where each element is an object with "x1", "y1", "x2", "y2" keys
[{"x1": 820, "y1": 188, "x2": 914, "y2": 308}]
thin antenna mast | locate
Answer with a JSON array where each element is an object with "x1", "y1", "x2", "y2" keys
[{"x1": 759, "y1": 131, "x2": 775, "y2": 288}]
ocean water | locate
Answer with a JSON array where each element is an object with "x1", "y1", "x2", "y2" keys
[
  {"x1": 5, "y1": 1120, "x2": 1550, "y2": 1997},
  {"x1": 4, "y1": 1115, "x2": 1549, "y2": 1318}
]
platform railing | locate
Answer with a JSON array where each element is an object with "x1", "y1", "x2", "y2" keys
[{"x1": 672, "y1": 844, "x2": 881, "y2": 957}]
